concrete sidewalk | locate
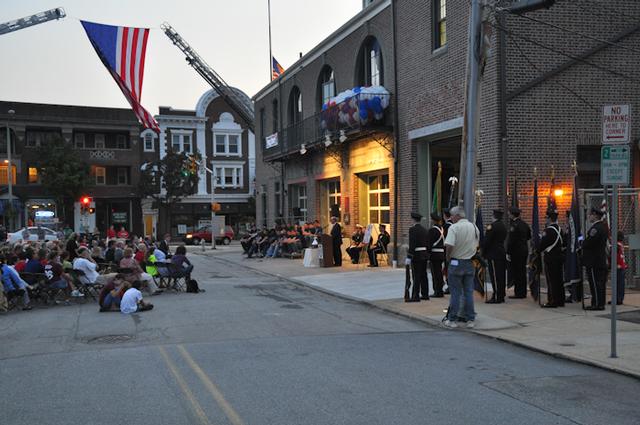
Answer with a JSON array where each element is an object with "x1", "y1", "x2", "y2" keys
[{"x1": 196, "y1": 248, "x2": 640, "y2": 379}]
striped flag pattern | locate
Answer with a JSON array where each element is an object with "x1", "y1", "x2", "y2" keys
[
  {"x1": 81, "y1": 21, "x2": 159, "y2": 132},
  {"x1": 272, "y1": 56, "x2": 284, "y2": 80}
]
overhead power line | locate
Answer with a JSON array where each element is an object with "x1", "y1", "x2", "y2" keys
[{"x1": 489, "y1": 21, "x2": 640, "y2": 84}]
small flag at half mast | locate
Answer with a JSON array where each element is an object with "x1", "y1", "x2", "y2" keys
[{"x1": 272, "y1": 56, "x2": 284, "y2": 80}]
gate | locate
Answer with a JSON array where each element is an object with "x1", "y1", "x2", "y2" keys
[{"x1": 581, "y1": 188, "x2": 640, "y2": 289}]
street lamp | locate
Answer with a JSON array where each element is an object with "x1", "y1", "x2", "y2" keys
[{"x1": 6, "y1": 109, "x2": 15, "y2": 230}]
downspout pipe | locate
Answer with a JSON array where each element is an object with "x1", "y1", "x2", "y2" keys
[{"x1": 391, "y1": 0, "x2": 400, "y2": 266}]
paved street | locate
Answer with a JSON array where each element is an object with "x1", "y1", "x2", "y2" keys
[{"x1": 1, "y1": 252, "x2": 640, "y2": 425}]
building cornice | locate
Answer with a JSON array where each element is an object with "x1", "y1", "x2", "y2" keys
[{"x1": 252, "y1": 0, "x2": 391, "y2": 102}]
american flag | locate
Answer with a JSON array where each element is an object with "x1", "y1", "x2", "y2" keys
[
  {"x1": 272, "y1": 56, "x2": 284, "y2": 80},
  {"x1": 81, "y1": 21, "x2": 159, "y2": 132}
]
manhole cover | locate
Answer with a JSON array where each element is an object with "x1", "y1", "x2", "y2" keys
[
  {"x1": 600, "y1": 309, "x2": 640, "y2": 324},
  {"x1": 87, "y1": 334, "x2": 134, "y2": 344}
]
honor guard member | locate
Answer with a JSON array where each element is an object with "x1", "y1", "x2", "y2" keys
[
  {"x1": 367, "y1": 224, "x2": 390, "y2": 267},
  {"x1": 539, "y1": 208, "x2": 565, "y2": 308},
  {"x1": 426, "y1": 213, "x2": 446, "y2": 297},
  {"x1": 582, "y1": 207, "x2": 608, "y2": 310},
  {"x1": 482, "y1": 208, "x2": 507, "y2": 304},
  {"x1": 330, "y1": 216, "x2": 343, "y2": 267},
  {"x1": 407, "y1": 212, "x2": 429, "y2": 301},
  {"x1": 507, "y1": 206, "x2": 531, "y2": 299}
]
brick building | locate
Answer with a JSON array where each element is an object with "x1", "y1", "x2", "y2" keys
[
  {"x1": 255, "y1": 0, "x2": 640, "y2": 271},
  {"x1": 0, "y1": 101, "x2": 145, "y2": 235},
  {"x1": 153, "y1": 89, "x2": 256, "y2": 238}
]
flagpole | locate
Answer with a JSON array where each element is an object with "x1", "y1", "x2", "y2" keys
[{"x1": 268, "y1": 0, "x2": 273, "y2": 81}]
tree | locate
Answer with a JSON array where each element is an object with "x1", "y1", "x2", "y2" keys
[
  {"x1": 36, "y1": 136, "x2": 92, "y2": 223},
  {"x1": 139, "y1": 149, "x2": 200, "y2": 238}
]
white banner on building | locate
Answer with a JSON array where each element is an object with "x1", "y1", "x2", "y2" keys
[{"x1": 265, "y1": 133, "x2": 279, "y2": 149}]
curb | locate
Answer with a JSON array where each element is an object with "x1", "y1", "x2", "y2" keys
[{"x1": 213, "y1": 255, "x2": 640, "y2": 381}]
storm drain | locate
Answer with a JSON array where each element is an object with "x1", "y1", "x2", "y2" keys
[{"x1": 87, "y1": 334, "x2": 134, "y2": 344}]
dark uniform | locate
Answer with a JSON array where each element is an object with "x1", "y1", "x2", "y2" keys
[
  {"x1": 408, "y1": 213, "x2": 429, "y2": 301},
  {"x1": 482, "y1": 209, "x2": 507, "y2": 303},
  {"x1": 539, "y1": 211, "x2": 565, "y2": 308},
  {"x1": 442, "y1": 209, "x2": 453, "y2": 294},
  {"x1": 507, "y1": 207, "x2": 531, "y2": 298},
  {"x1": 330, "y1": 220, "x2": 343, "y2": 266},
  {"x1": 582, "y1": 209, "x2": 608, "y2": 310},
  {"x1": 346, "y1": 228, "x2": 365, "y2": 264},
  {"x1": 426, "y1": 213, "x2": 445, "y2": 297},
  {"x1": 368, "y1": 227, "x2": 390, "y2": 267}
]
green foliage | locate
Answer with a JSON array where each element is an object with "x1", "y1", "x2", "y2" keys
[
  {"x1": 138, "y1": 149, "x2": 201, "y2": 206},
  {"x1": 36, "y1": 136, "x2": 92, "y2": 206}
]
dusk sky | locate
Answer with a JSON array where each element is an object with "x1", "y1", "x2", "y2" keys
[{"x1": 0, "y1": 0, "x2": 362, "y2": 113}]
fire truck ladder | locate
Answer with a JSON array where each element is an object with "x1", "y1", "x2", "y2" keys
[
  {"x1": 0, "y1": 7, "x2": 66, "y2": 36},
  {"x1": 161, "y1": 22, "x2": 255, "y2": 132}
]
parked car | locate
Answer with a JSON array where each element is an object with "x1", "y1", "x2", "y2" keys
[
  {"x1": 7, "y1": 226, "x2": 60, "y2": 244},
  {"x1": 184, "y1": 225, "x2": 234, "y2": 245}
]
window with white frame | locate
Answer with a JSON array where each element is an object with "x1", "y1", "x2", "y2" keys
[
  {"x1": 117, "y1": 167, "x2": 129, "y2": 185},
  {"x1": 368, "y1": 173, "x2": 390, "y2": 227},
  {"x1": 95, "y1": 134, "x2": 105, "y2": 149},
  {"x1": 171, "y1": 131, "x2": 193, "y2": 154},
  {"x1": 212, "y1": 163, "x2": 244, "y2": 189},
  {"x1": 213, "y1": 133, "x2": 242, "y2": 157},
  {"x1": 95, "y1": 166, "x2": 106, "y2": 185},
  {"x1": 75, "y1": 133, "x2": 85, "y2": 149},
  {"x1": 143, "y1": 133, "x2": 154, "y2": 151},
  {"x1": 327, "y1": 180, "x2": 341, "y2": 218}
]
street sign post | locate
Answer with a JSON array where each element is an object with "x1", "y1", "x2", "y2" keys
[
  {"x1": 602, "y1": 104, "x2": 631, "y2": 144},
  {"x1": 600, "y1": 127, "x2": 631, "y2": 359}
]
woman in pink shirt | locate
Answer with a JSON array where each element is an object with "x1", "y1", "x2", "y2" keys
[{"x1": 119, "y1": 247, "x2": 161, "y2": 295}]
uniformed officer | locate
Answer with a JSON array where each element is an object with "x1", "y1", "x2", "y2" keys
[
  {"x1": 582, "y1": 207, "x2": 608, "y2": 310},
  {"x1": 407, "y1": 212, "x2": 429, "y2": 301},
  {"x1": 426, "y1": 213, "x2": 445, "y2": 297},
  {"x1": 507, "y1": 206, "x2": 531, "y2": 299},
  {"x1": 482, "y1": 208, "x2": 507, "y2": 304},
  {"x1": 539, "y1": 208, "x2": 565, "y2": 308}
]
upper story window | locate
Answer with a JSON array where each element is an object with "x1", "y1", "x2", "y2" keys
[
  {"x1": 170, "y1": 130, "x2": 193, "y2": 154},
  {"x1": 272, "y1": 99, "x2": 279, "y2": 133},
  {"x1": 212, "y1": 112, "x2": 243, "y2": 157},
  {"x1": 212, "y1": 162, "x2": 244, "y2": 189},
  {"x1": 116, "y1": 135, "x2": 127, "y2": 149},
  {"x1": 434, "y1": 0, "x2": 447, "y2": 50},
  {"x1": 95, "y1": 166, "x2": 106, "y2": 185},
  {"x1": 318, "y1": 66, "x2": 336, "y2": 107},
  {"x1": 141, "y1": 130, "x2": 156, "y2": 152},
  {"x1": 25, "y1": 130, "x2": 59, "y2": 148},
  {"x1": 357, "y1": 37, "x2": 383, "y2": 87},
  {"x1": 259, "y1": 108, "x2": 266, "y2": 140},
  {"x1": 95, "y1": 134, "x2": 105, "y2": 149},
  {"x1": 75, "y1": 133, "x2": 86, "y2": 149},
  {"x1": 288, "y1": 86, "x2": 303, "y2": 125}
]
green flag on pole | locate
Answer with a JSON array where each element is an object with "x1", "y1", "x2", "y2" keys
[{"x1": 432, "y1": 161, "x2": 442, "y2": 215}]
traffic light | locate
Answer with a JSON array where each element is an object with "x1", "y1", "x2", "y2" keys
[
  {"x1": 189, "y1": 155, "x2": 198, "y2": 174},
  {"x1": 80, "y1": 196, "x2": 93, "y2": 213}
]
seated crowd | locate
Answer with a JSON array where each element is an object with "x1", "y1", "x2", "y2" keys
[
  {"x1": 0, "y1": 231, "x2": 195, "y2": 314},
  {"x1": 240, "y1": 221, "x2": 390, "y2": 267}
]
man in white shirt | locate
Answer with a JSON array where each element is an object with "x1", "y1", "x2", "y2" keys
[
  {"x1": 73, "y1": 247, "x2": 115, "y2": 286},
  {"x1": 443, "y1": 206, "x2": 480, "y2": 329},
  {"x1": 120, "y1": 281, "x2": 154, "y2": 314}
]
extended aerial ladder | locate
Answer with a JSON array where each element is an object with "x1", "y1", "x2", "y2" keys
[
  {"x1": 161, "y1": 23, "x2": 255, "y2": 132},
  {"x1": 0, "y1": 7, "x2": 66, "y2": 36}
]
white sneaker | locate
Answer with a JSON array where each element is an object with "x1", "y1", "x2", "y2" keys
[
  {"x1": 466, "y1": 321, "x2": 475, "y2": 329},
  {"x1": 443, "y1": 320, "x2": 458, "y2": 328},
  {"x1": 71, "y1": 290, "x2": 84, "y2": 298}
]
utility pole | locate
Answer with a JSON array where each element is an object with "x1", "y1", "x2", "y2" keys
[
  {"x1": 6, "y1": 109, "x2": 15, "y2": 231},
  {"x1": 460, "y1": 0, "x2": 482, "y2": 219}
]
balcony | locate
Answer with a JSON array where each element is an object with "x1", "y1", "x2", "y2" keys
[{"x1": 263, "y1": 92, "x2": 393, "y2": 162}]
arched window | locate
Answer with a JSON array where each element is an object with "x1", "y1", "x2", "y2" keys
[
  {"x1": 318, "y1": 66, "x2": 336, "y2": 107},
  {"x1": 356, "y1": 37, "x2": 383, "y2": 87},
  {"x1": 288, "y1": 86, "x2": 303, "y2": 125}
]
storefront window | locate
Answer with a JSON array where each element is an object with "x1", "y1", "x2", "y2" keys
[{"x1": 328, "y1": 180, "x2": 341, "y2": 218}]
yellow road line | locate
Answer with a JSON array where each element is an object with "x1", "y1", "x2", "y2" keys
[
  {"x1": 178, "y1": 345, "x2": 246, "y2": 425},
  {"x1": 158, "y1": 346, "x2": 213, "y2": 425}
]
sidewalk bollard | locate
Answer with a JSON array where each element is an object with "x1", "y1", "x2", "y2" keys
[{"x1": 201, "y1": 238, "x2": 205, "y2": 253}]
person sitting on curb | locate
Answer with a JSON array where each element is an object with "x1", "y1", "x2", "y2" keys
[
  {"x1": 120, "y1": 280, "x2": 153, "y2": 314},
  {"x1": 0, "y1": 254, "x2": 33, "y2": 310},
  {"x1": 99, "y1": 274, "x2": 128, "y2": 312}
]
